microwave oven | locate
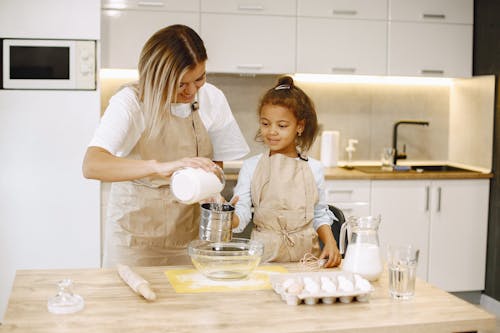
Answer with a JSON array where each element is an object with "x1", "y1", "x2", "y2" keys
[{"x1": 1, "y1": 38, "x2": 96, "y2": 90}]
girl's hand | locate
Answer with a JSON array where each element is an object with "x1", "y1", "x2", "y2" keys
[
  {"x1": 320, "y1": 242, "x2": 342, "y2": 268},
  {"x1": 317, "y1": 224, "x2": 342, "y2": 268},
  {"x1": 229, "y1": 196, "x2": 239, "y2": 229}
]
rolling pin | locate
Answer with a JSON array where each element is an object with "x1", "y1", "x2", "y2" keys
[{"x1": 117, "y1": 264, "x2": 156, "y2": 301}]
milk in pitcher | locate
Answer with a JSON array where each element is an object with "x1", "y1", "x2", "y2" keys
[{"x1": 342, "y1": 243, "x2": 382, "y2": 281}]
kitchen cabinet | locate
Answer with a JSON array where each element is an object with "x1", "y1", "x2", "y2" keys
[
  {"x1": 297, "y1": 18, "x2": 387, "y2": 75},
  {"x1": 297, "y1": 0, "x2": 387, "y2": 75},
  {"x1": 325, "y1": 180, "x2": 370, "y2": 217},
  {"x1": 389, "y1": 0, "x2": 473, "y2": 24},
  {"x1": 101, "y1": 0, "x2": 200, "y2": 69},
  {"x1": 388, "y1": 0, "x2": 473, "y2": 77},
  {"x1": 201, "y1": 0, "x2": 295, "y2": 15},
  {"x1": 371, "y1": 179, "x2": 489, "y2": 291},
  {"x1": 200, "y1": 0, "x2": 296, "y2": 74},
  {"x1": 298, "y1": 0, "x2": 388, "y2": 20}
]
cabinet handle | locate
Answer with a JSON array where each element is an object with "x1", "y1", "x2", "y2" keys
[
  {"x1": 425, "y1": 186, "x2": 430, "y2": 211},
  {"x1": 437, "y1": 187, "x2": 442, "y2": 212},
  {"x1": 422, "y1": 13, "x2": 446, "y2": 20},
  {"x1": 137, "y1": 1, "x2": 164, "y2": 7},
  {"x1": 331, "y1": 67, "x2": 356, "y2": 74},
  {"x1": 238, "y1": 4, "x2": 264, "y2": 11},
  {"x1": 333, "y1": 9, "x2": 358, "y2": 16},
  {"x1": 236, "y1": 64, "x2": 264, "y2": 69},
  {"x1": 327, "y1": 189, "x2": 353, "y2": 194},
  {"x1": 421, "y1": 69, "x2": 444, "y2": 75}
]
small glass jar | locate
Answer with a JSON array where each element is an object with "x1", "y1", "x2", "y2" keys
[{"x1": 47, "y1": 279, "x2": 84, "y2": 314}]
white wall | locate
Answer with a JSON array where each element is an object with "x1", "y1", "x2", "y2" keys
[
  {"x1": 0, "y1": 0, "x2": 101, "y2": 322},
  {"x1": 449, "y1": 75, "x2": 495, "y2": 170}
]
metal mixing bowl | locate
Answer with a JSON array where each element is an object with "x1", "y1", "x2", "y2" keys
[{"x1": 188, "y1": 238, "x2": 264, "y2": 280}]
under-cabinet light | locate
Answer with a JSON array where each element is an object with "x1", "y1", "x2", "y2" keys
[
  {"x1": 100, "y1": 69, "x2": 139, "y2": 80},
  {"x1": 293, "y1": 73, "x2": 453, "y2": 86}
]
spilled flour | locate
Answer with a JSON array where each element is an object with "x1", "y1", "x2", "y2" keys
[{"x1": 165, "y1": 266, "x2": 288, "y2": 293}]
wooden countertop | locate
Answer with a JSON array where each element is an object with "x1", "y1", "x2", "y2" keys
[
  {"x1": 225, "y1": 166, "x2": 493, "y2": 181},
  {"x1": 2, "y1": 264, "x2": 496, "y2": 333},
  {"x1": 323, "y1": 166, "x2": 493, "y2": 180}
]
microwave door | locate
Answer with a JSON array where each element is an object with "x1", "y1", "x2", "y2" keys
[{"x1": 2, "y1": 39, "x2": 77, "y2": 90}]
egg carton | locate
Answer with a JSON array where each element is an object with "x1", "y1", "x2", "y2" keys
[{"x1": 269, "y1": 271, "x2": 374, "y2": 306}]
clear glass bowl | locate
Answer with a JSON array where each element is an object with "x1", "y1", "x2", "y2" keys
[{"x1": 188, "y1": 238, "x2": 264, "y2": 280}]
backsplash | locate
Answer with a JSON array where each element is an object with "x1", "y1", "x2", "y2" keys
[
  {"x1": 208, "y1": 74, "x2": 450, "y2": 162},
  {"x1": 101, "y1": 74, "x2": 493, "y2": 167}
]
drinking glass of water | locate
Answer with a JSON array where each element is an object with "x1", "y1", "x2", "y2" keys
[
  {"x1": 386, "y1": 245, "x2": 419, "y2": 300},
  {"x1": 380, "y1": 147, "x2": 395, "y2": 171}
]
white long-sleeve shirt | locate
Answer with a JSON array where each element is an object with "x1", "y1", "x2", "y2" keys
[{"x1": 232, "y1": 153, "x2": 335, "y2": 233}]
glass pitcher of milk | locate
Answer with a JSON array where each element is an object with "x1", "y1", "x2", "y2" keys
[{"x1": 339, "y1": 215, "x2": 382, "y2": 281}]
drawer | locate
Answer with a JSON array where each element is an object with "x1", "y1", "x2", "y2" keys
[
  {"x1": 389, "y1": 0, "x2": 472, "y2": 24},
  {"x1": 335, "y1": 202, "x2": 370, "y2": 218},
  {"x1": 325, "y1": 180, "x2": 370, "y2": 203},
  {"x1": 298, "y1": 0, "x2": 388, "y2": 20},
  {"x1": 201, "y1": 0, "x2": 296, "y2": 16}
]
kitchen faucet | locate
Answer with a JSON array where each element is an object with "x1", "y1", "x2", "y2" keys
[{"x1": 392, "y1": 120, "x2": 430, "y2": 165}]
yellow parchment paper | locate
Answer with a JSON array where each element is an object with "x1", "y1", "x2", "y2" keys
[{"x1": 165, "y1": 266, "x2": 288, "y2": 293}]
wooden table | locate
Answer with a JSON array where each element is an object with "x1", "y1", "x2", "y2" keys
[{"x1": 1, "y1": 264, "x2": 496, "y2": 333}]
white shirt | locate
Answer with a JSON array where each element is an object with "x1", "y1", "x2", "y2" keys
[
  {"x1": 89, "y1": 83, "x2": 250, "y2": 161},
  {"x1": 232, "y1": 153, "x2": 335, "y2": 233}
]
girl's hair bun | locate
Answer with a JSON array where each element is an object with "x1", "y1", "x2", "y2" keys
[{"x1": 275, "y1": 76, "x2": 294, "y2": 89}]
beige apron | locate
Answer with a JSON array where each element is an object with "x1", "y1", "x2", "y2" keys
[
  {"x1": 103, "y1": 107, "x2": 213, "y2": 268},
  {"x1": 250, "y1": 151, "x2": 320, "y2": 262}
]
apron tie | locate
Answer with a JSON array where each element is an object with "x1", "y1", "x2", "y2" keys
[{"x1": 280, "y1": 229, "x2": 296, "y2": 247}]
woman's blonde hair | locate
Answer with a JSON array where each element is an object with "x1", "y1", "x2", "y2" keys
[
  {"x1": 256, "y1": 76, "x2": 318, "y2": 153},
  {"x1": 132, "y1": 25, "x2": 207, "y2": 139}
]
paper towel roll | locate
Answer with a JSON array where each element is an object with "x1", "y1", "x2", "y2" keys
[{"x1": 320, "y1": 131, "x2": 340, "y2": 167}]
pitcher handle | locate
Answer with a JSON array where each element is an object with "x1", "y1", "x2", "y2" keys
[
  {"x1": 339, "y1": 221, "x2": 349, "y2": 254},
  {"x1": 211, "y1": 164, "x2": 226, "y2": 188}
]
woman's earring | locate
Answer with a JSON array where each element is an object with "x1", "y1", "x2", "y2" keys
[{"x1": 298, "y1": 131, "x2": 302, "y2": 137}]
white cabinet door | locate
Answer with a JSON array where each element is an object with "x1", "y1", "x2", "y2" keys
[
  {"x1": 371, "y1": 179, "x2": 489, "y2": 291},
  {"x1": 297, "y1": 18, "x2": 387, "y2": 75},
  {"x1": 101, "y1": 10, "x2": 199, "y2": 69},
  {"x1": 389, "y1": 0, "x2": 473, "y2": 24},
  {"x1": 371, "y1": 180, "x2": 430, "y2": 280},
  {"x1": 428, "y1": 179, "x2": 489, "y2": 291},
  {"x1": 388, "y1": 22, "x2": 472, "y2": 77},
  {"x1": 324, "y1": 180, "x2": 371, "y2": 218},
  {"x1": 201, "y1": 0, "x2": 296, "y2": 15},
  {"x1": 201, "y1": 14, "x2": 295, "y2": 74},
  {"x1": 298, "y1": 0, "x2": 388, "y2": 20}
]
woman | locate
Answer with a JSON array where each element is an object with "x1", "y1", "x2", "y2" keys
[{"x1": 83, "y1": 25, "x2": 249, "y2": 267}]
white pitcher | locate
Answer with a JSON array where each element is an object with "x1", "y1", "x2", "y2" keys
[
  {"x1": 171, "y1": 166, "x2": 225, "y2": 204},
  {"x1": 339, "y1": 215, "x2": 383, "y2": 281}
]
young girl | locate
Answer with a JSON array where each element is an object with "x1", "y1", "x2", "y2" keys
[{"x1": 232, "y1": 76, "x2": 341, "y2": 268}]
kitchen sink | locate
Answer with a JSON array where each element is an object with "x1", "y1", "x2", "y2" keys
[
  {"x1": 410, "y1": 165, "x2": 474, "y2": 172},
  {"x1": 342, "y1": 165, "x2": 475, "y2": 173}
]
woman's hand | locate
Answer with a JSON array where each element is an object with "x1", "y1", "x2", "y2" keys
[{"x1": 155, "y1": 157, "x2": 219, "y2": 178}]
